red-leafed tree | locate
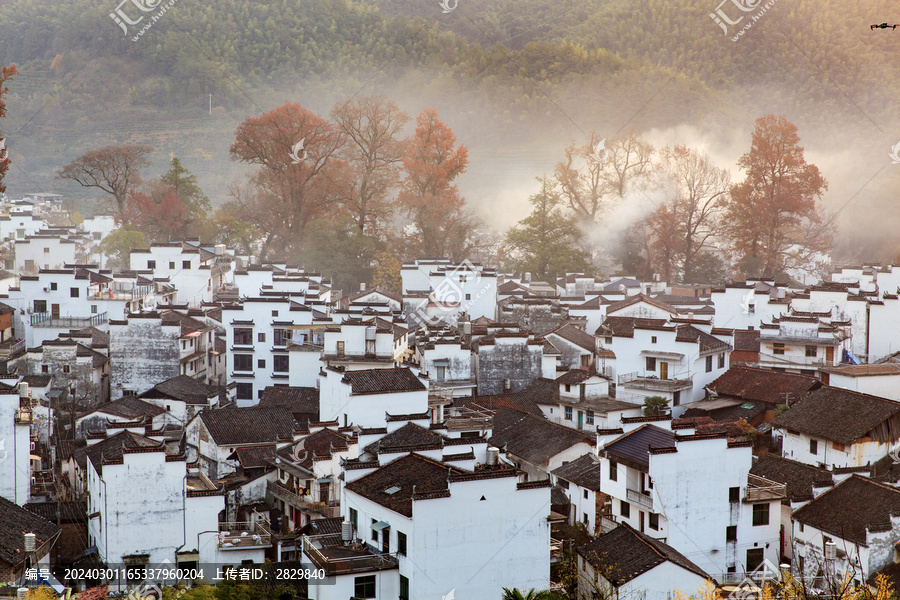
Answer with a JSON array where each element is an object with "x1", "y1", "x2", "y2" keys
[
  {"x1": 121, "y1": 183, "x2": 192, "y2": 242},
  {"x1": 397, "y1": 108, "x2": 472, "y2": 259},
  {"x1": 229, "y1": 102, "x2": 347, "y2": 260},
  {"x1": 723, "y1": 115, "x2": 832, "y2": 277},
  {"x1": 0, "y1": 64, "x2": 19, "y2": 194}
]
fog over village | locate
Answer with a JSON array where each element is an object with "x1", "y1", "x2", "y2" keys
[{"x1": 2, "y1": 1, "x2": 900, "y2": 599}]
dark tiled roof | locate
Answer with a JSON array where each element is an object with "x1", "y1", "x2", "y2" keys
[
  {"x1": 597, "y1": 316, "x2": 668, "y2": 337},
  {"x1": 24, "y1": 500, "x2": 87, "y2": 524},
  {"x1": 707, "y1": 366, "x2": 820, "y2": 406},
  {"x1": 602, "y1": 424, "x2": 675, "y2": 470},
  {"x1": 84, "y1": 396, "x2": 165, "y2": 420},
  {"x1": 517, "y1": 377, "x2": 560, "y2": 408},
  {"x1": 233, "y1": 445, "x2": 276, "y2": 469},
  {"x1": 0, "y1": 496, "x2": 60, "y2": 566},
  {"x1": 345, "y1": 453, "x2": 466, "y2": 517},
  {"x1": 675, "y1": 325, "x2": 731, "y2": 352},
  {"x1": 84, "y1": 431, "x2": 166, "y2": 474},
  {"x1": 299, "y1": 517, "x2": 344, "y2": 536},
  {"x1": 141, "y1": 375, "x2": 220, "y2": 405},
  {"x1": 792, "y1": 475, "x2": 900, "y2": 545},
  {"x1": 772, "y1": 386, "x2": 900, "y2": 445},
  {"x1": 606, "y1": 293, "x2": 677, "y2": 316},
  {"x1": 454, "y1": 391, "x2": 544, "y2": 417},
  {"x1": 161, "y1": 310, "x2": 210, "y2": 335},
  {"x1": 490, "y1": 408, "x2": 594, "y2": 465},
  {"x1": 259, "y1": 386, "x2": 319, "y2": 420},
  {"x1": 750, "y1": 455, "x2": 833, "y2": 503},
  {"x1": 577, "y1": 523, "x2": 710, "y2": 584},
  {"x1": 552, "y1": 453, "x2": 602, "y2": 491},
  {"x1": 285, "y1": 428, "x2": 352, "y2": 469},
  {"x1": 341, "y1": 368, "x2": 426, "y2": 394},
  {"x1": 555, "y1": 369, "x2": 598, "y2": 386},
  {"x1": 199, "y1": 406, "x2": 297, "y2": 446},
  {"x1": 545, "y1": 323, "x2": 595, "y2": 352},
  {"x1": 733, "y1": 330, "x2": 761, "y2": 352},
  {"x1": 21, "y1": 375, "x2": 51, "y2": 387},
  {"x1": 366, "y1": 423, "x2": 444, "y2": 455}
]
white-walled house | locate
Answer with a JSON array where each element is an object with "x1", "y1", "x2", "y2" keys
[
  {"x1": 599, "y1": 317, "x2": 731, "y2": 411},
  {"x1": 772, "y1": 386, "x2": 900, "y2": 469},
  {"x1": 819, "y1": 364, "x2": 900, "y2": 400},
  {"x1": 648, "y1": 432, "x2": 784, "y2": 579},
  {"x1": 414, "y1": 326, "x2": 474, "y2": 397},
  {"x1": 318, "y1": 367, "x2": 429, "y2": 429},
  {"x1": 303, "y1": 452, "x2": 550, "y2": 600},
  {"x1": 130, "y1": 241, "x2": 234, "y2": 306},
  {"x1": 14, "y1": 234, "x2": 80, "y2": 273},
  {"x1": 791, "y1": 475, "x2": 900, "y2": 590},
  {"x1": 83, "y1": 430, "x2": 252, "y2": 569},
  {"x1": 221, "y1": 296, "x2": 313, "y2": 406},
  {"x1": 757, "y1": 315, "x2": 845, "y2": 376},
  {"x1": 185, "y1": 405, "x2": 300, "y2": 480},
  {"x1": 552, "y1": 453, "x2": 603, "y2": 534},
  {"x1": 576, "y1": 524, "x2": 712, "y2": 600},
  {"x1": 749, "y1": 455, "x2": 834, "y2": 561},
  {"x1": 401, "y1": 258, "x2": 498, "y2": 325},
  {"x1": 0, "y1": 388, "x2": 31, "y2": 504},
  {"x1": 268, "y1": 425, "x2": 358, "y2": 529}
]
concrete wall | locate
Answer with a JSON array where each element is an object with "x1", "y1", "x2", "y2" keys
[
  {"x1": 475, "y1": 337, "x2": 543, "y2": 395},
  {"x1": 0, "y1": 392, "x2": 31, "y2": 504},
  {"x1": 109, "y1": 317, "x2": 181, "y2": 400}
]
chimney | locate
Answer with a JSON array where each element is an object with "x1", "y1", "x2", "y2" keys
[{"x1": 360, "y1": 282, "x2": 366, "y2": 291}]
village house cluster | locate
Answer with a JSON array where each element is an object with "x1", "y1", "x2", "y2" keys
[{"x1": 5, "y1": 198, "x2": 900, "y2": 599}]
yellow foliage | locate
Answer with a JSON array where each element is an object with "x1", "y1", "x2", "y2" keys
[
  {"x1": 372, "y1": 250, "x2": 402, "y2": 294},
  {"x1": 25, "y1": 586, "x2": 59, "y2": 600}
]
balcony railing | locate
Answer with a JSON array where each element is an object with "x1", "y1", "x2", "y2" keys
[
  {"x1": 30, "y1": 311, "x2": 108, "y2": 328},
  {"x1": 626, "y1": 488, "x2": 653, "y2": 510},
  {"x1": 301, "y1": 534, "x2": 398, "y2": 576},
  {"x1": 218, "y1": 520, "x2": 272, "y2": 549},
  {"x1": 617, "y1": 371, "x2": 693, "y2": 392},
  {"x1": 267, "y1": 481, "x2": 340, "y2": 517},
  {"x1": 0, "y1": 338, "x2": 25, "y2": 359},
  {"x1": 89, "y1": 283, "x2": 154, "y2": 300},
  {"x1": 598, "y1": 515, "x2": 619, "y2": 534},
  {"x1": 744, "y1": 474, "x2": 787, "y2": 502}
]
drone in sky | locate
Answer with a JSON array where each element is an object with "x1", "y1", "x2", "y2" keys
[{"x1": 871, "y1": 23, "x2": 900, "y2": 30}]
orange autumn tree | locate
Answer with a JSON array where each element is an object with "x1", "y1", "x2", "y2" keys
[
  {"x1": 397, "y1": 108, "x2": 472, "y2": 259},
  {"x1": 229, "y1": 102, "x2": 348, "y2": 260},
  {"x1": 0, "y1": 64, "x2": 17, "y2": 194},
  {"x1": 723, "y1": 115, "x2": 832, "y2": 277}
]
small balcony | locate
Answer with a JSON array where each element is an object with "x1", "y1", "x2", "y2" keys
[
  {"x1": 743, "y1": 474, "x2": 787, "y2": 503},
  {"x1": 218, "y1": 521, "x2": 272, "y2": 549},
  {"x1": 267, "y1": 480, "x2": 340, "y2": 518},
  {"x1": 89, "y1": 283, "x2": 154, "y2": 301},
  {"x1": 618, "y1": 371, "x2": 693, "y2": 392},
  {"x1": 15, "y1": 407, "x2": 32, "y2": 423},
  {"x1": 0, "y1": 338, "x2": 25, "y2": 359},
  {"x1": 30, "y1": 311, "x2": 108, "y2": 328},
  {"x1": 626, "y1": 488, "x2": 653, "y2": 511},
  {"x1": 302, "y1": 534, "x2": 398, "y2": 576}
]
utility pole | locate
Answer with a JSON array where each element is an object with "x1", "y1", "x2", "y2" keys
[{"x1": 209, "y1": 94, "x2": 212, "y2": 116}]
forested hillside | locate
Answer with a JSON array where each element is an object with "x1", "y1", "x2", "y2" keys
[{"x1": 0, "y1": 0, "x2": 898, "y2": 260}]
